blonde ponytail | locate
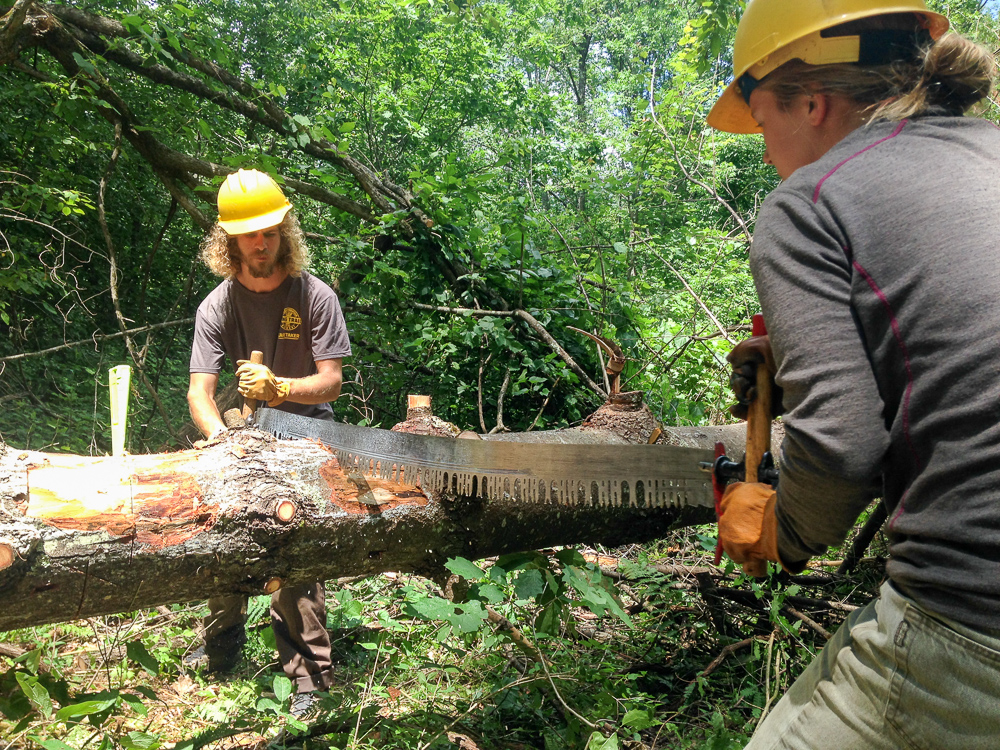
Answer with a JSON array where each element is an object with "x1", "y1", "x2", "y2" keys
[
  {"x1": 874, "y1": 33, "x2": 995, "y2": 120},
  {"x1": 763, "y1": 30, "x2": 995, "y2": 123}
]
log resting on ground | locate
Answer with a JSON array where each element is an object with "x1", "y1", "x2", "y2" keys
[{"x1": 0, "y1": 422, "x2": 773, "y2": 632}]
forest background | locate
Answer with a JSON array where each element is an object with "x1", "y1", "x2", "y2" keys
[{"x1": 0, "y1": 1, "x2": 997, "y2": 749}]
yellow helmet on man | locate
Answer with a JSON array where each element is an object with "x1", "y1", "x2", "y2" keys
[
  {"x1": 706, "y1": 0, "x2": 949, "y2": 134},
  {"x1": 217, "y1": 169, "x2": 293, "y2": 235}
]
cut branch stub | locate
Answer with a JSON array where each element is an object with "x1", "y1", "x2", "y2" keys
[
  {"x1": 0, "y1": 543, "x2": 12, "y2": 571},
  {"x1": 263, "y1": 577, "x2": 282, "y2": 594},
  {"x1": 407, "y1": 394, "x2": 432, "y2": 419},
  {"x1": 274, "y1": 499, "x2": 297, "y2": 523}
]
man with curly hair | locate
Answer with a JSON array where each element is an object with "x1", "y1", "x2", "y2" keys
[{"x1": 186, "y1": 168, "x2": 351, "y2": 717}]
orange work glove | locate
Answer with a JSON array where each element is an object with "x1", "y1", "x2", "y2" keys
[
  {"x1": 718, "y1": 482, "x2": 780, "y2": 577},
  {"x1": 235, "y1": 360, "x2": 291, "y2": 406},
  {"x1": 726, "y1": 335, "x2": 783, "y2": 421}
]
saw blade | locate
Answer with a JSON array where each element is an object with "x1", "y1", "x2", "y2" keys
[{"x1": 256, "y1": 409, "x2": 714, "y2": 509}]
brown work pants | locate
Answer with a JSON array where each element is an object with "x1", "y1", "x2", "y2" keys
[{"x1": 204, "y1": 581, "x2": 334, "y2": 692}]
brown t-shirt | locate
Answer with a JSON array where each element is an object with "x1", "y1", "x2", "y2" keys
[{"x1": 190, "y1": 271, "x2": 351, "y2": 419}]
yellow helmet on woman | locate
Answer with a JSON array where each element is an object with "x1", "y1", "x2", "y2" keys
[
  {"x1": 706, "y1": 0, "x2": 949, "y2": 134},
  {"x1": 217, "y1": 169, "x2": 293, "y2": 235}
]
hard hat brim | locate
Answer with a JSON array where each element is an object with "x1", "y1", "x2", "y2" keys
[
  {"x1": 706, "y1": 82, "x2": 763, "y2": 135},
  {"x1": 218, "y1": 204, "x2": 291, "y2": 236}
]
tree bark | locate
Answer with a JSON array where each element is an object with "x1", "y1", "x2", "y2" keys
[{"x1": 0, "y1": 424, "x2": 731, "y2": 633}]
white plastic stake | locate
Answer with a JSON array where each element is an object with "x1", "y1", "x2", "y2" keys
[{"x1": 109, "y1": 365, "x2": 131, "y2": 458}]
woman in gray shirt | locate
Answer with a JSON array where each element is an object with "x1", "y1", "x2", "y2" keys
[{"x1": 707, "y1": 1, "x2": 1000, "y2": 748}]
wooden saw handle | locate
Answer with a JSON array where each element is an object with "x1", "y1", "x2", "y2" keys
[
  {"x1": 744, "y1": 314, "x2": 771, "y2": 483},
  {"x1": 743, "y1": 314, "x2": 771, "y2": 578},
  {"x1": 241, "y1": 350, "x2": 264, "y2": 420}
]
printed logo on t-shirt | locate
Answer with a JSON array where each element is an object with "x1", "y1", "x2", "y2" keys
[{"x1": 279, "y1": 307, "x2": 301, "y2": 340}]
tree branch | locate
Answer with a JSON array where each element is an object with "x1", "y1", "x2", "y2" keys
[
  {"x1": 647, "y1": 65, "x2": 753, "y2": 245},
  {"x1": 412, "y1": 303, "x2": 606, "y2": 398},
  {"x1": 0, "y1": 319, "x2": 195, "y2": 364}
]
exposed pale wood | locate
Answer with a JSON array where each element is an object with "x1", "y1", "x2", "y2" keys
[
  {"x1": 275, "y1": 499, "x2": 297, "y2": 523},
  {"x1": 407, "y1": 395, "x2": 432, "y2": 410}
]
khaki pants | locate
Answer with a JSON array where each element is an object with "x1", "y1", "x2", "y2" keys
[
  {"x1": 204, "y1": 582, "x2": 334, "y2": 692},
  {"x1": 746, "y1": 581, "x2": 1000, "y2": 750}
]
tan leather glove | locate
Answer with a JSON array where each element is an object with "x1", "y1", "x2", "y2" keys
[
  {"x1": 727, "y1": 335, "x2": 783, "y2": 421},
  {"x1": 718, "y1": 482, "x2": 780, "y2": 577},
  {"x1": 236, "y1": 360, "x2": 291, "y2": 407}
]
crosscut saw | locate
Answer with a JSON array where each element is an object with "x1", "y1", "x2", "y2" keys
[{"x1": 255, "y1": 409, "x2": 715, "y2": 509}]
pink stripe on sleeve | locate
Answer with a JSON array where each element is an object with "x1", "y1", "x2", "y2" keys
[{"x1": 813, "y1": 121, "x2": 908, "y2": 203}]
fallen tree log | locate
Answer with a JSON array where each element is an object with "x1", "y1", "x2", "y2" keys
[{"x1": 0, "y1": 425, "x2": 733, "y2": 633}]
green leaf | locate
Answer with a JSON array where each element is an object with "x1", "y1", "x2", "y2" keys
[
  {"x1": 555, "y1": 548, "x2": 587, "y2": 567},
  {"x1": 132, "y1": 686, "x2": 158, "y2": 701},
  {"x1": 495, "y1": 551, "x2": 545, "y2": 574},
  {"x1": 71, "y1": 52, "x2": 96, "y2": 75},
  {"x1": 255, "y1": 697, "x2": 281, "y2": 713},
  {"x1": 196, "y1": 119, "x2": 213, "y2": 139},
  {"x1": 445, "y1": 557, "x2": 485, "y2": 580},
  {"x1": 339, "y1": 121, "x2": 356, "y2": 133},
  {"x1": 55, "y1": 697, "x2": 117, "y2": 721},
  {"x1": 31, "y1": 739, "x2": 74, "y2": 750},
  {"x1": 513, "y1": 569, "x2": 545, "y2": 600},
  {"x1": 405, "y1": 596, "x2": 488, "y2": 634},
  {"x1": 272, "y1": 675, "x2": 293, "y2": 704},
  {"x1": 534, "y1": 602, "x2": 562, "y2": 635},
  {"x1": 470, "y1": 582, "x2": 505, "y2": 604},
  {"x1": 446, "y1": 601, "x2": 489, "y2": 633},
  {"x1": 126, "y1": 639, "x2": 160, "y2": 676},
  {"x1": 407, "y1": 596, "x2": 455, "y2": 620},
  {"x1": 15, "y1": 673, "x2": 52, "y2": 718},
  {"x1": 120, "y1": 693, "x2": 149, "y2": 717},
  {"x1": 622, "y1": 708, "x2": 659, "y2": 730},
  {"x1": 261, "y1": 626, "x2": 277, "y2": 650},
  {"x1": 586, "y1": 732, "x2": 619, "y2": 750},
  {"x1": 120, "y1": 731, "x2": 163, "y2": 750}
]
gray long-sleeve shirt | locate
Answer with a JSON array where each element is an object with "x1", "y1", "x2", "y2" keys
[{"x1": 751, "y1": 115, "x2": 1000, "y2": 630}]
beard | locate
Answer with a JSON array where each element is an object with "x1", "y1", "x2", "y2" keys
[
  {"x1": 247, "y1": 257, "x2": 278, "y2": 278},
  {"x1": 239, "y1": 245, "x2": 287, "y2": 279}
]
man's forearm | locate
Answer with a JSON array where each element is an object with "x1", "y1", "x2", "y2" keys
[
  {"x1": 187, "y1": 389, "x2": 226, "y2": 438},
  {"x1": 284, "y1": 372, "x2": 342, "y2": 404}
]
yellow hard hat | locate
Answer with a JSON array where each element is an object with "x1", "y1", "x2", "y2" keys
[
  {"x1": 707, "y1": 0, "x2": 949, "y2": 134},
  {"x1": 217, "y1": 169, "x2": 293, "y2": 235}
]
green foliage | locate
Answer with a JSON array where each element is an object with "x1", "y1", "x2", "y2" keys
[{"x1": 3, "y1": 0, "x2": 998, "y2": 448}]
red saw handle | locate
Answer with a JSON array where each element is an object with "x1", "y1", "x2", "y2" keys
[{"x1": 712, "y1": 441, "x2": 726, "y2": 566}]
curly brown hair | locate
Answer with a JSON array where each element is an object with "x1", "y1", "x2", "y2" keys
[{"x1": 199, "y1": 211, "x2": 310, "y2": 279}]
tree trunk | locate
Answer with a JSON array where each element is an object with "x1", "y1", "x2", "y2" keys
[{"x1": 0, "y1": 423, "x2": 737, "y2": 633}]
